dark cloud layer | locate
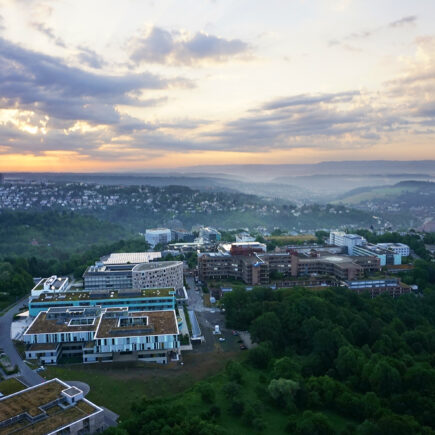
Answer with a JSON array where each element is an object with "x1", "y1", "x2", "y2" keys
[
  {"x1": 130, "y1": 26, "x2": 249, "y2": 65},
  {"x1": 0, "y1": 37, "x2": 176, "y2": 125}
]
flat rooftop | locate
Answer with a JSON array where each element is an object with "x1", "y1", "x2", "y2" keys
[
  {"x1": 132, "y1": 261, "x2": 182, "y2": 272},
  {"x1": 0, "y1": 379, "x2": 100, "y2": 435},
  {"x1": 95, "y1": 310, "x2": 178, "y2": 338},
  {"x1": 25, "y1": 312, "x2": 101, "y2": 335},
  {"x1": 31, "y1": 287, "x2": 175, "y2": 303},
  {"x1": 100, "y1": 252, "x2": 162, "y2": 264}
]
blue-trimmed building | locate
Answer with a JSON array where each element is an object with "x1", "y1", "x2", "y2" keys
[
  {"x1": 28, "y1": 288, "x2": 176, "y2": 317},
  {"x1": 352, "y1": 244, "x2": 401, "y2": 266}
]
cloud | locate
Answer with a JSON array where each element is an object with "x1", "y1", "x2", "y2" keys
[
  {"x1": 329, "y1": 15, "x2": 418, "y2": 49},
  {"x1": 130, "y1": 26, "x2": 249, "y2": 65},
  {"x1": 76, "y1": 46, "x2": 107, "y2": 69},
  {"x1": 389, "y1": 15, "x2": 417, "y2": 28},
  {"x1": 30, "y1": 21, "x2": 66, "y2": 47},
  {"x1": 1, "y1": 30, "x2": 434, "y2": 164},
  {"x1": 0, "y1": 36, "x2": 183, "y2": 125}
]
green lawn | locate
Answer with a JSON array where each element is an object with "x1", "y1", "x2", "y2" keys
[
  {"x1": 42, "y1": 351, "x2": 243, "y2": 419},
  {"x1": 0, "y1": 378, "x2": 27, "y2": 395},
  {"x1": 42, "y1": 360, "x2": 352, "y2": 434}
]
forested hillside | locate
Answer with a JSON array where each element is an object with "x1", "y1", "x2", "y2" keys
[
  {"x1": 108, "y1": 276, "x2": 435, "y2": 434},
  {"x1": 0, "y1": 210, "x2": 133, "y2": 258}
]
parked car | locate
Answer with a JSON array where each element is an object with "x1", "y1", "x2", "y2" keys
[
  {"x1": 240, "y1": 344, "x2": 247, "y2": 350},
  {"x1": 232, "y1": 330, "x2": 239, "y2": 336},
  {"x1": 218, "y1": 337, "x2": 226, "y2": 342}
]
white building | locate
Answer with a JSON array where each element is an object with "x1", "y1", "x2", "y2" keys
[
  {"x1": 23, "y1": 306, "x2": 180, "y2": 365},
  {"x1": 329, "y1": 231, "x2": 366, "y2": 255},
  {"x1": 0, "y1": 379, "x2": 105, "y2": 434},
  {"x1": 145, "y1": 228, "x2": 172, "y2": 248},
  {"x1": 376, "y1": 243, "x2": 410, "y2": 257},
  {"x1": 236, "y1": 232, "x2": 256, "y2": 243},
  {"x1": 101, "y1": 251, "x2": 162, "y2": 264},
  {"x1": 31, "y1": 275, "x2": 69, "y2": 297}
]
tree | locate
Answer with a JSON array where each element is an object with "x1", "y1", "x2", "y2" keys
[
  {"x1": 248, "y1": 344, "x2": 272, "y2": 369},
  {"x1": 272, "y1": 356, "x2": 299, "y2": 380},
  {"x1": 225, "y1": 361, "x2": 244, "y2": 384},
  {"x1": 268, "y1": 378, "x2": 299, "y2": 409},
  {"x1": 250, "y1": 312, "x2": 282, "y2": 347},
  {"x1": 196, "y1": 382, "x2": 215, "y2": 403},
  {"x1": 222, "y1": 382, "x2": 241, "y2": 399},
  {"x1": 287, "y1": 411, "x2": 334, "y2": 435},
  {"x1": 369, "y1": 360, "x2": 402, "y2": 397}
]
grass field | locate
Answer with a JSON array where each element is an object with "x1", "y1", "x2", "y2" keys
[
  {"x1": 265, "y1": 234, "x2": 316, "y2": 243},
  {"x1": 42, "y1": 350, "x2": 243, "y2": 418}
]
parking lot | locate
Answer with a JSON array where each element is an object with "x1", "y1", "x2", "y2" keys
[{"x1": 185, "y1": 277, "x2": 250, "y2": 355}]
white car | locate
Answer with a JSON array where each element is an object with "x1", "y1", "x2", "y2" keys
[{"x1": 218, "y1": 337, "x2": 226, "y2": 342}]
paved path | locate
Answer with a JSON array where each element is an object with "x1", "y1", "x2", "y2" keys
[{"x1": 0, "y1": 297, "x2": 44, "y2": 387}]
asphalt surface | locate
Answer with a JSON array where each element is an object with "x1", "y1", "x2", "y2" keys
[{"x1": 0, "y1": 297, "x2": 44, "y2": 387}]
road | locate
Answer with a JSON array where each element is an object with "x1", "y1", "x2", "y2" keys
[{"x1": 0, "y1": 297, "x2": 44, "y2": 387}]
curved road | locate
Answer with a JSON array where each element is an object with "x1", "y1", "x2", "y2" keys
[{"x1": 0, "y1": 297, "x2": 44, "y2": 387}]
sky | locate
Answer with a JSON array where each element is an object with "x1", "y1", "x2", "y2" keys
[{"x1": 0, "y1": 0, "x2": 434, "y2": 172}]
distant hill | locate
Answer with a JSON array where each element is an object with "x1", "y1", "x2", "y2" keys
[
  {"x1": 183, "y1": 160, "x2": 435, "y2": 180},
  {"x1": 334, "y1": 180, "x2": 435, "y2": 206}
]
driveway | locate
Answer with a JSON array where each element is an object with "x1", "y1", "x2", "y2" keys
[{"x1": 0, "y1": 297, "x2": 44, "y2": 387}]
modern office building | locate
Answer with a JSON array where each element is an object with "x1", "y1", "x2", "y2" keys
[
  {"x1": 83, "y1": 263, "x2": 135, "y2": 290},
  {"x1": 31, "y1": 275, "x2": 69, "y2": 297},
  {"x1": 353, "y1": 244, "x2": 402, "y2": 266},
  {"x1": 100, "y1": 251, "x2": 161, "y2": 265},
  {"x1": 0, "y1": 173, "x2": 4, "y2": 184},
  {"x1": 145, "y1": 228, "x2": 172, "y2": 248},
  {"x1": 329, "y1": 231, "x2": 366, "y2": 255},
  {"x1": 171, "y1": 228, "x2": 195, "y2": 242},
  {"x1": 199, "y1": 227, "x2": 221, "y2": 242},
  {"x1": 198, "y1": 245, "x2": 381, "y2": 284},
  {"x1": 23, "y1": 306, "x2": 180, "y2": 364},
  {"x1": 28, "y1": 288, "x2": 176, "y2": 317},
  {"x1": 83, "y1": 260, "x2": 183, "y2": 291},
  {"x1": 220, "y1": 241, "x2": 267, "y2": 255},
  {"x1": 376, "y1": 243, "x2": 410, "y2": 257},
  {"x1": 291, "y1": 253, "x2": 380, "y2": 280},
  {"x1": 132, "y1": 261, "x2": 183, "y2": 290},
  {"x1": 346, "y1": 278, "x2": 412, "y2": 297},
  {"x1": 236, "y1": 232, "x2": 256, "y2": 242},
  {"x1": 198, "y1": 252, "x2": 269, "y2": 285},
  {"x1": 0, "y1": 378, "x2": 105, "y2": 434}
]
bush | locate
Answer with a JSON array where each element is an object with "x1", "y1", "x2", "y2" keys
[
  {"x1": 196, "y1": 382, "x2": 215, "y2": 404},
  {"x1": 225, "y1": 361, "x2": 244, "y2": 384},
  {"x1": 222, "y1": 382, "x2": 241, "y2": 399}
]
